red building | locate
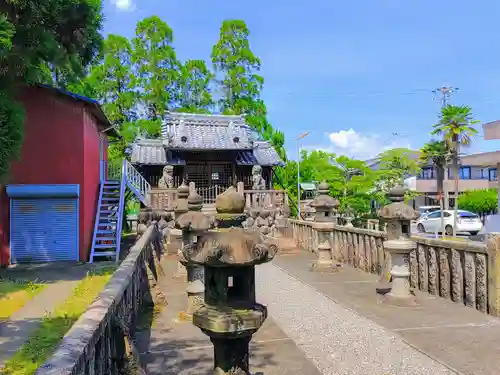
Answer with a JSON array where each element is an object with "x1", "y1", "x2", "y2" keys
[{"x1": 0, "y1": 85, "x2": 117, "y2": 266}]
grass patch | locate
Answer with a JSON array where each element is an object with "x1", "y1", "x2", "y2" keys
[
  {"x1": 0, "y1": 279, "x2": 46, "y2": 321},
  {"x1": 1, "y1": 266, "x2": 117, "y2": 375}
]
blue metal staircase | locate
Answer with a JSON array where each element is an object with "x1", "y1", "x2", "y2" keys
[{"x1": 89, "y1": 159, "x2": 151, "y2": 263}]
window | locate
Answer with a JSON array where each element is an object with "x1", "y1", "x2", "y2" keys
[
  {"x1": 427, "y1": 211, "x2": 442, "y2": 219},
  {"x1": 211, "y1": 172, "x2": 220, "y2": 180},
  {"x1": 459, "y1": 167, "x2": 471, "y2": 179},
  {"x1": 420, "y1": 167, "x2": 434, "y2": 179},
  {"x1": 489, "y1": 168, "x2": 498, "y2": 181}
]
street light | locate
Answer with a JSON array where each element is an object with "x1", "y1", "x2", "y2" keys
[{"x1": 297, "y1": 131, "x2": 311, "y2": 219}]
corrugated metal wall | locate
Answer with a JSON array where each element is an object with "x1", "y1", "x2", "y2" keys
[{"x1": 10, "y1": 198, "x2": 79, "y2": 263}]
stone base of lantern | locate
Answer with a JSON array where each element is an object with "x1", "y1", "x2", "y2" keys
[
  {"x1": 211, "y1": 335, "x2": 252, "y2": 375},
  {"x1": 310, "y1": 223, "x2": 337, "y2": 272},
  {"x1": 379, "y1": 239, "x2": 418, "y2": 307},
  {"x1": 310, "y1": 260, "x2": 337, "y2": 272},
  {"x1": 380, "y1": 291, "x2": 417, "y2": 307}
]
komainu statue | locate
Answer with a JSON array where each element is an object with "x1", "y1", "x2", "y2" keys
[
  {"x1": 158, "y1": 165, "x2": 174, "y2": 188},
  {"x1": 251, "y1": 165, "x2": 266, "y2": 190}
]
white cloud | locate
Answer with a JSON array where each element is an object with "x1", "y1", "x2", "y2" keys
[
  {"x1": 308, "y1": 128, "x2": 412, "y2": 160},
  {"x1": 111, "y1": 0, "x2": 135, "y2": 11}
]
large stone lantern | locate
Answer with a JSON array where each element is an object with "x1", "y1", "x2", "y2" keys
[
  {"x1": 310, "y1": 181, "x2": 339, "y2": 222},
  {"x1": 182, "y1": 228, "x2": 277, "y2": 374},
  {"x1": 377, "y1": 187, "x2": 420, "y2": 306},
  {"x1": 176, "y1": 187, "x2": 212, "y2": 319}
]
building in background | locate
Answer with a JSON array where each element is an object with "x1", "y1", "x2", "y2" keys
[{"x1": 0, "y1": 85, "x2": 117, "y2": 266}]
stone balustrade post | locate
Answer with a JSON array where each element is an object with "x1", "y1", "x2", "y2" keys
[
  {"x1": 377, "y1": 187, "x2": 419, "y2": 306},
  {"x1": 487, "y1": 233, "x2": 500, "y2": 316}
]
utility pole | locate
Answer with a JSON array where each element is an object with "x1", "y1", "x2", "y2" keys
[
  {"x1": 432, "y1": 86, "x2": 458, "y2": 108},
  {"x1": 432, "y1": 85, "x2": 459, "y2": 235}
]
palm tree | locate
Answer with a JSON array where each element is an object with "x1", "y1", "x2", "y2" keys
[
  {"x1": 431, "y1": 105, "x2": 479, "y2": 236},
  {"x1": 419, "y1": 140, "x2": 451, "y2": 235}
]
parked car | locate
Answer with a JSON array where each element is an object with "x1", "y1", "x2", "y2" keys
[{"x1": 416, "y1": 210, "x2": 483, "y2": 236}]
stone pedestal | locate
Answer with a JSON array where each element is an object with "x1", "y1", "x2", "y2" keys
[
  {"x1": 310, "y1": 222, "x2": 336, "y2": 272},
  {"x1": 381, "y1": 239, "x2": 417, "y2": 306}
]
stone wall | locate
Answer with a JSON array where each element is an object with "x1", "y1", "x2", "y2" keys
[
  {"x1": 288, "y1": 219, "x2": 500, "y2": 316},
  {"x1": 35, "y1": 224, "x2": 164, "y2": 375}
]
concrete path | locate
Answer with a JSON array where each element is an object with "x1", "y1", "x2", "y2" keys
[
  {"x1": 136, "y1": 255, "x2": 322, "y2": 375},
  {"x1": 0, "y1": 263, "x2": 91, "y2": 367},
  {"x1": 136, "y1": 251, "x2": 500, "y2": 374},
  {"x1": 272, "y1": 251, "x2": 500, "y2": 375}
]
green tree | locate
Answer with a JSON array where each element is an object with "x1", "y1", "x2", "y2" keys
[
  {"x1": 458, "y1": 189, "x2": 497, "y2": 218},
  {"x1": 177, "y1": 59, "x2": 214, "y2": 113},
  {"x1": 132, "y1": 16, "x2": 180, "y2": 135},
  {"x1": 0, "y1": 0, "x2": 103, "y2": 181},
  {"x1": 331, "y1": 155, "x2": 375, "y2": 198},
  {"x1": 211, "y1": 19, "x2": 286, "y2": 160},
  {"x1": 432, "y1": 105, "x2": 479, "y2": 235},
  {"x1": 376, "y1": 148, "x2": 419, "y2": 191}
]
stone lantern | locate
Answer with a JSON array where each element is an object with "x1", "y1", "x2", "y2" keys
[
  {"x1": 183, "y1": 228, "x2": 278, "y2": 374},
  {"x1": 176, "y1": 188, "x2": 212, "y2": 320},
  {"x1": 377, "y1": 187, "x2": 420, "y2": 306},
  {"x1": 309, "y1": 181, "x2": 339, "y2": 222}
]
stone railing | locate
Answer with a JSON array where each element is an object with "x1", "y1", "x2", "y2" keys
[
  {"x1": 332, "y1": 225, "x2": 387, "y2": 274},
  {"x1": 148, "y1": 188, "x2": 178, "y2": 210},
  {"x1": 244, "y1": 189, "x2": 288, "y2": 211},
  {"x1": 35, "y1": 224, "x2": 164, "y2": 375},
  {"x1": 409, "y1": 236, "x2": 490, "y2": 313},
  {"x1": 287, "y1": 219, "x2": 500, "y2": 316},
  {"x1": 290, "y1": 219, "x2": 316, "y2": 252}
]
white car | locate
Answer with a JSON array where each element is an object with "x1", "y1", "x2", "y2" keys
[{"x1": 416, "y1": 210, "x2": 483, "y2": 236}]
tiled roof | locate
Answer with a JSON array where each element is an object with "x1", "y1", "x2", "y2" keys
[
  {"x1": 253, "y1": 141, "x2": 285, "y2": 167},
  {"x1": 129, "y1": 139, "x2": 166, "y2": 165},
  {"x1": 161, "y1": 112, "x2": 253, "y2": 150},
  {"x1": 130, "y1": 139, "x2": 284, "y2": 167}
]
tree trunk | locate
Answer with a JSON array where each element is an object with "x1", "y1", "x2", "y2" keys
[
  {"x1": 436, "y1": 165, "x2": 445, "y2": 235},
  {"x1": 452, "y1": 141, "x2": 460, "y2": 237}
]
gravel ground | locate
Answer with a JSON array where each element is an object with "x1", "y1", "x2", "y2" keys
[{"x1": 255, "y1": 262, "x2": 460, "y2": 375}]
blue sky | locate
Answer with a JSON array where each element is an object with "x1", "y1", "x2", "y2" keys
[{"x1": 103, "y1": 0, "x2": 500, "y2": 160}]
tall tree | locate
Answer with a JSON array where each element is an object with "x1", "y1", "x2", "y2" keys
[
  {"x1": 419, "y1": 139, "x2": 451, "y2": 234},
  {"x1": 211, "y1": 19, "x2": 287, "y2": 161},
  {"x1": 432, "y1": 105, "x2": 478, "y2": 235},
  {"x1": 0, "y1": 0, "x2": 103, "y2": 180},
  {"x1": 177, "y1": 59, "x2": 214, "y2": 113},
  {"x1": 132, "y1": 16, "x2": 180, "y2": 135}
]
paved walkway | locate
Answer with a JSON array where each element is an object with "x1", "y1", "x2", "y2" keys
[
  {"x1": 0, "y1": 263, "x2": 93, "y2": 367},
  {"x1": 141, "y1": 250, "x2": 500, "y2": 375},
  {"x1": 136, "y1": 255, "x2": 321, "y2": 375},
  {"x1": 272, "y1": 251, "x2": 500, "y2": 375}
]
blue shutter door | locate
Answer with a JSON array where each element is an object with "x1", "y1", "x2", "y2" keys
[{"x1": 10, "y1": 198, "x2": 79, "y2": 263}]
